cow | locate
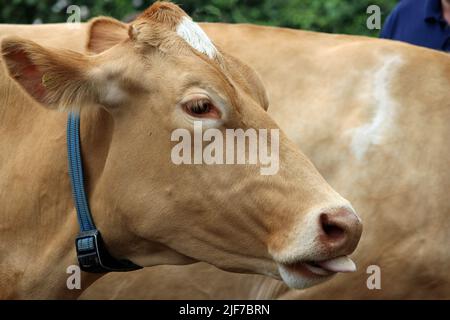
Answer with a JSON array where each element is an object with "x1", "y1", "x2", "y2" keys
[
  {"x1": 77, "y1": 18, "x2": 449, "y2": 299},
  {"x1": 2, "y1": 9, "x2": 449, "y2": 300},
  {"x1": 0, "y1": 2, "x2": 362, "y2": 299}
]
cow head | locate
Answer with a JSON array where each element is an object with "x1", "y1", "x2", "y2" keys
[{"x1": 1, "y1": 2, "x2": 362, "y2": 289}]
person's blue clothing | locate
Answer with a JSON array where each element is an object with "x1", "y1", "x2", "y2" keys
[{"x1": 380, "y1": 0, "x2": 450, "y2": 51}]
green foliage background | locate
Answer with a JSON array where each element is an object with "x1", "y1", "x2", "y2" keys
[{"x1": 0, "y1": 0, "x2": 397, "y2": 36}]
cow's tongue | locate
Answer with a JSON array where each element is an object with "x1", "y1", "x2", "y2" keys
[{"x1": 317, "y1": 256, "x2": 356, "y2": 273}]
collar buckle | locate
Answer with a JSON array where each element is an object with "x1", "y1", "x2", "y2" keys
[{"x1": 76, "y1": 230, "x2": 142, "y2": 273}]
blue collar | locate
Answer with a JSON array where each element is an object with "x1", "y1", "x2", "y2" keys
[
  {"x1": 67, "y1": 112, "x2": 142, "y2": 273},
  {"x1": 424, "y1": 0, "x2": 444, "y2": 22}
]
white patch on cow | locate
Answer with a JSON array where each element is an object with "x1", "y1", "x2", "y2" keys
[
  {"x1": 349, "y1": 55, "x2": 403, "y2": 160},
  {"x1": 90, "y1": 66, "x2": 128, "y2": 106},
  {"x1": 176, "y1": 16, "x2": 217, "y2": 59},
  {"x1": 102, "y1": 81, "x2": 127, "y2": 106}
]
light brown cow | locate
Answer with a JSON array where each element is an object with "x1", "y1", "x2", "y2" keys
[
  {"x1": 3, "y1": 11, "x2": 449, "y2": 300},
  {"x1": 0, "y1": 3, "x2": 361, "y2": 299},
  {"x1": 77, "y1": 20, "x2": 450, "y2": 299}
]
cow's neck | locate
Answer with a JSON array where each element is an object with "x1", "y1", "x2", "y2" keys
[{"x1": 0, "y1": 95, "x2": 113, "y2": 298}]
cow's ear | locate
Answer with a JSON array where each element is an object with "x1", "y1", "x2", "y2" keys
[
  {"x1": 1, "y1": 37, "x2": 96, "y2": 110},
  {"x1": 87, "y1": 17, "x2": 129, "y2": 54}
]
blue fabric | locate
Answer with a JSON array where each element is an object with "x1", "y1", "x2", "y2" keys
[
  {"x1": 67, "y1": 112, "x2": 96, "y2": 232},
  {"x1": 380, "y1": 0, "x2": 450, "y2": 52}
]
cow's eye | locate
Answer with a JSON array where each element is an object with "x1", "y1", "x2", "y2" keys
[{"x1": 183, "y1": 98, "x2": 221, "y2": 119}]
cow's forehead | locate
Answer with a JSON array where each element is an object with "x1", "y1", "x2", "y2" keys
[
  {"x1": 136, "y1": 2, "x2": 218, "y2": 60},
  {"x1": 176, "y1": 17, "x2": 218, "y2": 59}
]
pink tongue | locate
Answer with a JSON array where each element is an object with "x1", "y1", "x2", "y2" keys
[{"x1": 317, "y1": 256, "x2": 356, "y2": 273}]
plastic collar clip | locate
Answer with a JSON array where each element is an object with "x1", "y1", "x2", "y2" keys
[{"x1": 76, "y1": 230, "x2": 142, "y2": 273}]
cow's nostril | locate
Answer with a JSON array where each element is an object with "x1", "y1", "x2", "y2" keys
[
  {"x1": 317, "y1": 208, "x2": 362, "y2": 255},
  {"x1": 320, "y1": 213, "x2": 346, "y2": 241}
]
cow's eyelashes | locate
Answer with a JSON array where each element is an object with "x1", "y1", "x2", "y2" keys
[
  {"x1": 182, "y1": 98, "x2": 221, "y2": 119},
  {"x1": 186, "y1": 99, "x2": 211, "y2": 114}
]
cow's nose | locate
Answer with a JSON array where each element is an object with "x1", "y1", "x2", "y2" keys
[{"x1": 318, "y1": 208, "x2": 362, "y2": 255}]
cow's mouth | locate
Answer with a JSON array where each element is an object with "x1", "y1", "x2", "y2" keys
[
  {"x1": 285, "y1": 256, "x2": 357, "y2": 277},
  {"x1": 301, "y1": 262, "x2": 336, "y2": 277},
  {"x1": 277, "y1": 256, "x2": 357, "y2": 288}
]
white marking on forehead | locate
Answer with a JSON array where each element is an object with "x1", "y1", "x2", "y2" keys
[
  {"x1": 349, "y1": 55, "x2": 403, "y2": 160},
  {"x1": 176, "y1": 16, "x2": 217, "y2": 59}
]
